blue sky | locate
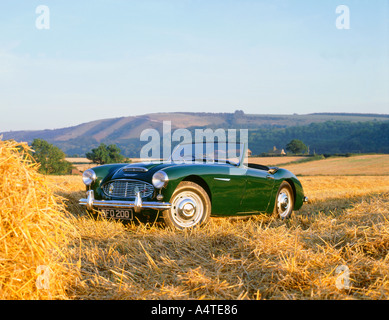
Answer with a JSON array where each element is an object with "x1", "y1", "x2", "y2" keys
[{"x1": 0, "y1": 0, "x2": 388, "y2": 131}]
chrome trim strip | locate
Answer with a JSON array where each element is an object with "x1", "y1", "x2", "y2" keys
[
  {"x1": 214, "y1": 178, "x2": 231, "y2": 182},
  {"x1": 80, "y1": 190, "x2": 171, "y2": 211},
  {"x1": 123, "y1": 167, "x2": 148, "y2": 173}
]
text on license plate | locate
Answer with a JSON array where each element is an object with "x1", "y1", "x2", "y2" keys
[{"x1": 100, "y1": 208, "x2": 133, "y2": 220}]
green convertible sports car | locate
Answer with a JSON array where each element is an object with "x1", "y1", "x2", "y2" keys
[{"x1": 80, "y1": 142, "x2": 307, "y2": 229}]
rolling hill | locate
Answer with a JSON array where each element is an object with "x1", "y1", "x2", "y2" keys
[{"x1": 1, "y1": 112, "x2": 389, "y2": 157}]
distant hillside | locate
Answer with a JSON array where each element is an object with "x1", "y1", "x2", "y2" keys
[
  {"x1": 1, "y1": 112, "x2": 389, "y2": 156},
  {"x1": 249, "y1": 120, "x2": 389, "y2": 155}
]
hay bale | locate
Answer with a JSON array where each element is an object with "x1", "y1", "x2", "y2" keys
[{"x1": 0, "y1": 139, "x2": 73, "y2": 299}]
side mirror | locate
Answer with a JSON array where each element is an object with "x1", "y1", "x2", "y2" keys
[{"x1": 268, "y1": 167, "x2": 279, "y2": 175}]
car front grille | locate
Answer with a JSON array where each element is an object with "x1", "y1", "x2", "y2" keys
[{"x1": 102, "y1": 180, "x2": 154, "y2": 199}]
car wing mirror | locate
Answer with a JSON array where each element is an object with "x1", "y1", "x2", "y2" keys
[{"x1": 268, "y1": 167, "x2": 279, "y2": 175}]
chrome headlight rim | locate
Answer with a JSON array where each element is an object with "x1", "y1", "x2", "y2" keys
[
  {"x1": 82, "y1": 169, "x2": 97, "y2": 186},
  {"x1": 152, "y1": 170, "x2": 169, "y2": 189}
]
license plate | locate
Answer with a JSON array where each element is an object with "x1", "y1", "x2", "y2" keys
[{"x1": 100, "y1": 208, "x2": 133, "y2": 220}]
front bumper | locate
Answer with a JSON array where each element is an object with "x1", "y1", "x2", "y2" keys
[{"x1": 79, "y1": 190, "x2": 172, "y2": 213}]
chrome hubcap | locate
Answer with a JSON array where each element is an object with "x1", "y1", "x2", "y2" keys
[
  {"x1": 277, "y1": 190, "x2": 291, "y2": 218},
  {"x1": 171, "y1": 191, "x2": 204, "y2": 228},
  {"x1": 176, "y1": 198, "x2": 196, "y2": 219}
]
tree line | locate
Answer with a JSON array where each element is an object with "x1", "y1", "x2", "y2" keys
[
  {"x1": 29, "y1": 139, "x2": 127, "y2": 175},
  {"x1": 29, "y1": 138, "x2": 309, "y2": 175},
  {"x1": 45, "y1": 120, "x2": 389, "y2": 157},
  {"x1": 248, "y1": 120, "x2": 389, "y2": 155},
  {"x1": 28, "y1": 120, "x2": 389, "y2": 174}
]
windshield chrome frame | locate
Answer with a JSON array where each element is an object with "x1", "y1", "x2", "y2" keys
[{"x1": 169, "y1": 142, "x2": 246, "y2": 167}]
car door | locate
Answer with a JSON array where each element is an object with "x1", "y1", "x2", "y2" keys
[
  {"x1": 240, "y1": 167, "x2": 275, "y2": 213},
  {"x1": 207, "y1": 165, "x2": 247, "y2": 215}
]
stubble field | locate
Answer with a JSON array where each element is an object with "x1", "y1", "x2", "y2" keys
[
  {"x1": 45, "y1": 155, "x2": 389, "y2": 300},
  {"x1": 2, "y1": 141, "x2": 389, "y2": 300}
]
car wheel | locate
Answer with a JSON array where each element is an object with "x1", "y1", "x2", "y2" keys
[
  {"x1": 163, "y1": 181, "x2": 211, "y2": 230},
  {"x1": 273, "y1": 181, "x2": 294, "y2": 219}
]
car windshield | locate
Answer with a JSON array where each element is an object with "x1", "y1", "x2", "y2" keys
[{"x1": 170, "y1": 142, "x2": 245, "y2": 166}]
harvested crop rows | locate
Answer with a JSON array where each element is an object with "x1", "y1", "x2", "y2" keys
[{"x1": 1, "y1": 142, "x2": 389, "y2": 299}]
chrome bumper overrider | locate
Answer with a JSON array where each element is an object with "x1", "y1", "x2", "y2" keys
[
  {"x1": 303, "y1": 196, "x2": 309, "y2": 203},
  {"x1": 79, "y1": 190, "x2": 172, "y2": 213}
]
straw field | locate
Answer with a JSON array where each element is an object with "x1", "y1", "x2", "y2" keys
[
  {"x1": 2, "y1": 142, "x2": 389, "y2": 299},
  {"x1": 283, "y1": 154, "x2": 389, "y2": 176},
  {"x1": 0, "y1": 140, "x2": 76, "y2": 299}
]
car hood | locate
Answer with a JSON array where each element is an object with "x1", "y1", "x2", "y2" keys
[{"x1": 109, "y1": 161, "x2": 174, "y2": 181}]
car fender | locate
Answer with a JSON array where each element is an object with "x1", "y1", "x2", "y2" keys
[
  {"x1": 88, "y1": 163, "x2": 128, "y2": 199},
  {"x1": 266, "y1": 169, "x2": 305, "y2": 213}
]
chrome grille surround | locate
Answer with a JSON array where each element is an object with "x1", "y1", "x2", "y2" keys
[{"x1": 102, "y1": 179, "x2": 154, "y2": 199}]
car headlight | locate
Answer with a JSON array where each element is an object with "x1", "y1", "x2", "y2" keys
[
  {"x1": 152, "y1": 171, "x2": 168, "y2": 189},
  {"x1": 82, "y1": 169, "x2": 97, "y2": 186}
]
